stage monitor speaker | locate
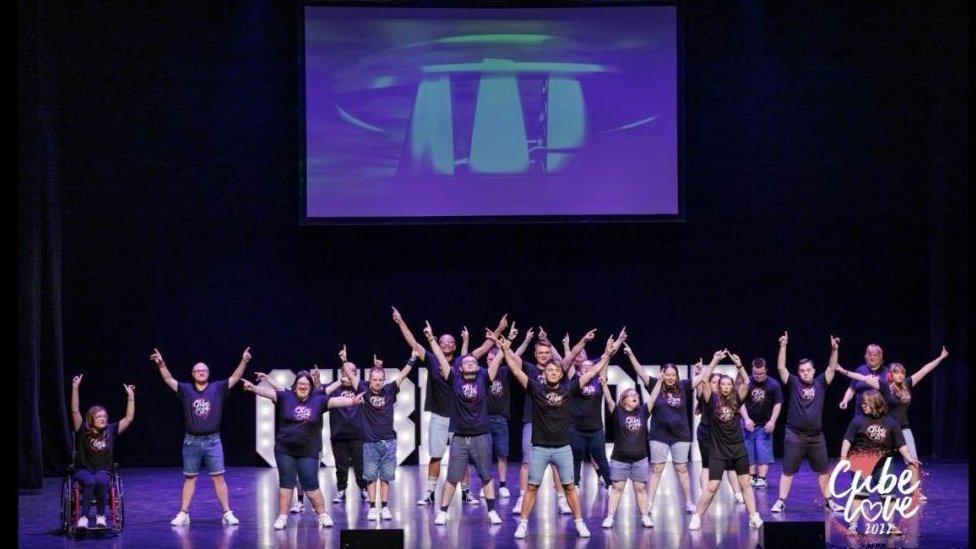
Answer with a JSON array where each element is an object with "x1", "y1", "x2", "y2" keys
[
  {"x1": 340, "y1": 528, "x2": 404, "y2": 548},
  {"x1": 761, "y1": 520, "x2": 825, "y2": 548}
]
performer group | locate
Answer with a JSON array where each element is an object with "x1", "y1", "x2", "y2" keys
[{"x1": 67, "y1": 307, "x2": 948, "y2": 539}]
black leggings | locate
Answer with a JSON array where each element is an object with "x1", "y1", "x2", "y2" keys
[{"x1": 331, "y1": 438, "x2": 366, "y2": 491}]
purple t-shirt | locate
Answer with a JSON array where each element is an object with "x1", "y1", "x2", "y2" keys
[
  {"x1": 849, "y1": 363, "x2": 889, "y2": 416},
  {"x1": 610, "y1": 406, "x2": 649, "y2": 462},
  {"x1": 448, "y1": 368, "x2": 491, "y2": 436},
  {"x1": 360, "y1": 380, "x2": 399, "y2": 442},
  {"x1": 879, "y1": 377, "x2": 913, "y2": 428},
  {"x1": 526, "y1": 376, "x2": 582, "y2": 447},
  {"x1": 743, "y1": 376, "x2": 783, "y2": 424},
  {"x1": 275, "y1": 390, "x2": 331, "y2": 457},
  {"x1": 520, "y1": 361, "x2": 547, "y2": 423},
  {"x1": 74, "y1": 422, "x2": 119, "y2": 471},
  {"x1": 327, "y1": 382, "x2": 363, "y2": 440},
  {"x1": 707, "y1": 393, "x2": 747, "y2": 460},
  {"x1": 646, "y1": 378, "x2": 693, "y2": 443},
  {"x1": 571, "y1": 375, "x2": 605, "y2": 431},
  {"x1": 844, "y1": 414, "x2": 906, "y2": 454},
  {"x1": 423, "y1": 353, "x2": 459, "y2": 416},
  {"x1": 785, "y1": 373, "x2": 829, "y2": 435},
  {"x1": 177, "y1": 379, "x2": 229, "y2": 435},
  {"x1": 486, "y1": 365, "x2": 510, "y2": 418}
]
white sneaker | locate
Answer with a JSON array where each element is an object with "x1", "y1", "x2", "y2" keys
[
  {"x1": 602, "y1": 515, "x2": 614, "y2": 528},
  {"x1": 686, "y1": 501, "x2": 697, "y2": 514},
  {"x1": 749, "y1": 476, "x2": 757, "y2": 486},
  {"x1": 749, "y1": 513, "x2": 764, "y2": 529},
  {"x1": 771, "y1": 499, "x2": 785, "y2": 513},
  {"x1": 755, "y1": 477, "x2": 768, "y2": 489},
  {"x1": 318, "y1": 513, "x2": 333, "y2": 528},
  {"x1": 828, "y1": 500, "x2": 845, "y2": 512},
  {"x1": 557, "y1": 495, "x2": 572, "y2": 514},
  {"x1": 463, "y1": 491, "x2": 480, "y2": 505},
  {"x1": 575, "y1": 519, "x2": 590, "y2": 538},
  {"x1": 416, "y1": 494, "x2": 434, "y2": 506},
  {"x1": 170, "y1": 511, "x2": 190, "y2": 526},
  {"x1": 290, "y1": 502, "x2": 305, "y2": 513},
  {"x1": 734, "y1": 491, "x2": 745, "y2": 503},
  {"x1": 360, "y1": 489, "x2": 369, "y2": 501},
  {"x1": 380, "y1": 507, "x2": 392, "y2": 520},
  {"x1": 95, "y1": 515, "x2": 107, "y2": 528},
  {"x1": 76, "y1": 516, "x2": 89, "y2": 529},
  {"x1": 642, "y1": 514, "x2": 654, "y2": 528},
  {"x1": 367, "y1": 508, "x2": 379, "y2": 521},
  {"x1": 434, "y1": 510, "x2": 448, "y2": 525},
  {"x1": 273, "y1": 514, "x2": 288, "y2": 530},
  {"x1": 487, "y1": 510, "x2": 502, "y2": 524},
  {"x1": 479, "y1": 487, "x2": 485, "y2": 498},
  {"x1": 514, "y1": 520, "x2": 528, "y2": 539},
  {"x1": 689, "y1": 513, "x2": 701, "y2": 530},
  {"x1": 332, "y1": 490, "x2": 345, "y2": 504},
  {"x1": 221, "y1": 511, "x2": 240, "y2": 525},
  {"x1": 498, "y1": 486, "x2": 511, "y2": 498},
  {"x1": 511, "y1": 496, "x2": 523, "y2": 515}
]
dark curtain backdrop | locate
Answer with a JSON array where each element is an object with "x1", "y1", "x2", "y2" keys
[{"x1": 18, "y1": 1, "x2": 968, "y2": 488}]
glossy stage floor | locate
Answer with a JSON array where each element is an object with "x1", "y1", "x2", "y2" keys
[{"x1": 19, "y1": 460, "x2": 968, "y2": 548}]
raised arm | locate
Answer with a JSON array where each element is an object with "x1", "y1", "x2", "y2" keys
[
  {"x1": 730, "y1": 352, "x2": 749, "y2": 401},
  {"x1": 241, "y1": 378, "x2": 278, "y2": 401},
  {"x1": 578, "y1": 336, "x2": 616, "y2": 387},
  {"x1": 562, "y1": 333, "x2": 572, "y2": 358},
  {"x1": 70, "y1": 374, "x2": 84, "y2": 431},
  {"x1": 486, "y1": 332, "x2": 504, "y2": 382},
  {"x1": 825, "y1": 335, "x2": 840, "y2": 384},
  {"x1": 422, "y1": 321, "x2": 452, "y2": 380},
  {"x1": 396, "y1": 350, "x2": 418, "y2": 386},
  {"x1": 777, "y1": 331, "x2": 790, "y2": 384},
  {"x1": 600, "y1": 376, "x2": 615, "y2": 413},
  {"x1": 537, "y1": 327, "x2": 563, "y2": 364},
  {"x1": 327, "y1": 391, "x2": 365, "y2": 409},
  {"x1": 149, "y1": 348, "x2": 179, "y2": 392},
  {"x1": 254, "y1": 371, "x2": 284, "y2": 391},
  {"x1": 470, "y1": 314, "x2": 508, "y2": 360},
  {"x1": 562, "y1": 328, "x2": 597, "y2": 371},
  {"x1": 118, "y1": 384, "x2": 136, "y2": 433},
  {"x1": 499, "y1": 336, "x2": 528, "y2": 388},
  {"x1": 227, "y1": 346, "x2": 252, "y2": 389},
  {"x1": 910, "y1": 346, "x2": 949, "y2": 386},
  {"x1": 834, "y1": 364, "x2": 880, "y2": 389},
  {"x1": 689, "y1": 358, "x2": 708, "y2": 389},
  {"x1": 391, "y1": 306, "x2": 426, "y2": 358},
  {"x1": 699, "y1": 349, "x2": 726, "y2": 401},
  {"x1": 514, "y1": 326, "x2": 535, "y2": 356},
  {"x1": 623, "y1": 342, "x2": 651, "y2": 387}
]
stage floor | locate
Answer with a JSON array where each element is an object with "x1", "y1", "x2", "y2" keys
[{"x1": 19, "y1": 460, "x2": 968, "y2": 548}]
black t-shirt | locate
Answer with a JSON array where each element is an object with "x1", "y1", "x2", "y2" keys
[
  {"x1": 707, "y1": 393, "x2": 747, "y2": 460},
  {"x1": 610, "y1": 406, "x2": 649, "y2": 462},
  {"x1": 743, "y1": 376, "x2": 783, "y2": 424},
  {"x1": 74, "y1": 423, "x2": 119, "y2": 471},
  {"x1": 879, "y1": 377, "x2": 913, "y2": 428},
  {"x1": 849, "y1": 363, "x2": 889, "y2": 416},
  {"x1": 844, "y1": 414, "x2": 906, "y2": 454},
  {"x1": 571, "y1": 375, "x2": 605, "y2": 431},
  {"x1": 486, "y1": 365, "x2": 511, "y2": 418},
  {"x1": 785, "y1": 373, "x2": 829, "y2": 435},
  {"x1": 448, "y1": 368, "x2": 491, "y2": 436},
  {"x1": 275, "y1": 390, "x2": 331, "y2": 457},
  {"x1": 423, "y1": 353, "x2": 459, "y2": 417},
  {"x1": 360, "y1": 380, "x2": 400, "y2": 442},
  {"x1": 177, "y1": 379, "x2": 229, "y2": 435},
  {"x1": 327, "y1": 382, "x2": 363, "y2": 440},
  {"x1": 521, "y1": 361, "x2": 547, "y2": 423},
  {"x1": 696, "y1": 393, "x2": 710, "y2": 430},
  {"x1": 646, "y1": 378, "x2": 693, "y2": 443},
  {"x1": 526, "y1": 376, "x2": 581, "y2": 447}
]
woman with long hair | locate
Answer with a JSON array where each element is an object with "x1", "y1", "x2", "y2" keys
[
  {"x1": 692, "y1": 361, "x2": 744, "y2": 503},
  {"x1": 68, "y1": 374, "x2": 135, "y2": 529}
]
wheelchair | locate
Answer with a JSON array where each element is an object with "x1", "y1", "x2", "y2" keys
[{"x1": 60, "y1": 462, "x2": 125, "y2": 538}]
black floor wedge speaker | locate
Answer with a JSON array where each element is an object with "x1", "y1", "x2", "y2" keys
[
  {"x1": 760, "y1": 520, "x2": 825, "y2": 548},
  {"x1": 340, "y1": 528, "x2": 404, "y2": 548}
]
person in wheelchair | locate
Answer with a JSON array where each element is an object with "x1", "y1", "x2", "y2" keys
[{"x1": 69, "y1": 373, "x2": 135, "y2": 529}]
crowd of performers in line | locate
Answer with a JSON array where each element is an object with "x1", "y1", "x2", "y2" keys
[{"x1": 67, "y1": 308, "x2": 948, "y2": 539}]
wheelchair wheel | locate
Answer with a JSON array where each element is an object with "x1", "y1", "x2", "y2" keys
[
  {"x1": 60, "y1": 476, "x2": 74, "y2": 537},
  {"x1": 111, "y1": 473, "x2": 124, "y2": 534}
]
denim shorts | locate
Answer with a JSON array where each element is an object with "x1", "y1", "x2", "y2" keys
[
  {"x1": 274, "y1": 451, "x2": 320, "y2": 490},
  {"x1": 363, "y1": 439, "x2": 397, "y2": 482},
  {"x1": 521, "y1": 423, "x2": 533, "y2": 463},
  {"x1": 610, "y1": 458, "x2": 650, "y2": 483},
  {"x1": 182, "y1": 433, "x2": 225, "y2": 476},
  {"x1": 528, "y1": 445, "x2": 573, "y2": 486},
  {"x1": 428, "y1": 413, "x2": 451, "y2": 459},
  {"x1": 488, "y1": 415, "x2": 509, "y2": 458},
  {"x1": 446, "y1": 434, "x2": 494, "y2": 484},
  {"x1": 742, "y1": 424, "x2": 775, "y2": 464},
  {"x1": 649, "y1": 440, "x2": 692, "y2": 464}
]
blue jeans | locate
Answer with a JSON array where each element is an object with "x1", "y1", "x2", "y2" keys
[
  {"x1": 274, "y1": 451, "x2": 320, "y2": 490},
  {"x1": 363, "y1": 439, "x2": 397, "y2": 482},
  {"x1": 569, "y1": 426, "x2": 612, "y2": 487},
  {"x1": 182, "y1": 433, "x2": 225, "y2": 476},
  {"x1": 74, "y1": 469, "x2": 111, "y2": 518},
  {"x1": 742, "y1": 424, "x2": 774, "y2": 465},
  {"x1": 528, "y1": 445, "x2": 574, "y2": 486},
  {"x1": 488, "y1": 416, "x2": 509, "y2": 458}
]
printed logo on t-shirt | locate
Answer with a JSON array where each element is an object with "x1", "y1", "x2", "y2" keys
[
  {"x1": 866, "y1": 424, "x2": 888, "y2": 442},
  {"x1": 192, "y1": 398, "x2": 212, "y2": 417},
  {"x1": 716, "y1": 406, "x2": 736, "y2": 424},
  {"x1": 665, "y1": 392, "x2": 682, "y2": 408},
  {"x1": 581, "y1": 383, "x2": 599, "y2": 396},
  {"x1": 89, "y1": 437, "x2": 108, "y2": 452},
  {"x1": 800, "y1": 384, "x2": 816, "y2": 401},
  {"x1": 490, "y1": 379, "x2": 504, "y2": 396},
  {"x1": 545, "y1": 391, "x2": 565, "y2": 407},
  {"x1": 293, "y1": 405, "x2": 312, "y2": 421},
  {"x1": 750, "y1": 387, "x2": 767, "y2": 403},
  {"x1": 624, "y1": 415, "x2": 643, "y2": 432},
  {"x1": 340, "y1": 389, "x2": 356, "y2": 399},
  {"x1": 369, "y1": 394, "x2": 387, "y2": 409},
  {"x1": 461, "y1": 382, "x2": 480, "y2": 401}
]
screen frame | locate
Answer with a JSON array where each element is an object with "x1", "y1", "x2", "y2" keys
[{"x1": 299, "y1": 0, "x2": 685, "y2": 225}]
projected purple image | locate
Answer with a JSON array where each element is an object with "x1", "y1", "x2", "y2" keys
[{"x1": 304, "y1": 6, "x2": 678, "y2": 220}]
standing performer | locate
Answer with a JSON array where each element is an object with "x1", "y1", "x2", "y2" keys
[
  {"x1": 329, "y1": 347, "x2": 370, "y2": 503},
  {"x1": 425, "y1": 324, "x2": 504, "y2": 525},
  {"x1": 504, "y1": 332, "x2": 621, "y2": 540},
  {"x1": 693, "y1": 362, "x2": 744, "y2": 503},
  {"x1": 770, "y1": 332, "x2": 842, "y2": 513},
  {"x1": 569, "y1": 348, "x2": 615, "y2": 492},
  {"x1": 359, "y1": 351, "x2": 416, "y2": 521},
  {"x1": 838, "y1": 344, "x2": 888, "y2": 414},
  {"x1": 483, "y1": 324, "x2": 532, "y2": 499},
  {"x1": 835, "y1": 346, "x2": 948, "y2": 501},
  {"x1": 241, "y1": 370, "x2": 363, "y2": 529},
  {"x1": 68, "y1": 374, "x2": 135, "y2": 529},
  {"x1": 740, "y1": 357, "x2": 783, "y2": 489},
  {"x1": 150, "y1": 347, "x2": 250, "y2": 526},
  {"x1": 689, "y1": 350, "x2": 764, "y2": 531},
  {"x1": 626, "y1": 345, "x2": 696, "y2": 513}
]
